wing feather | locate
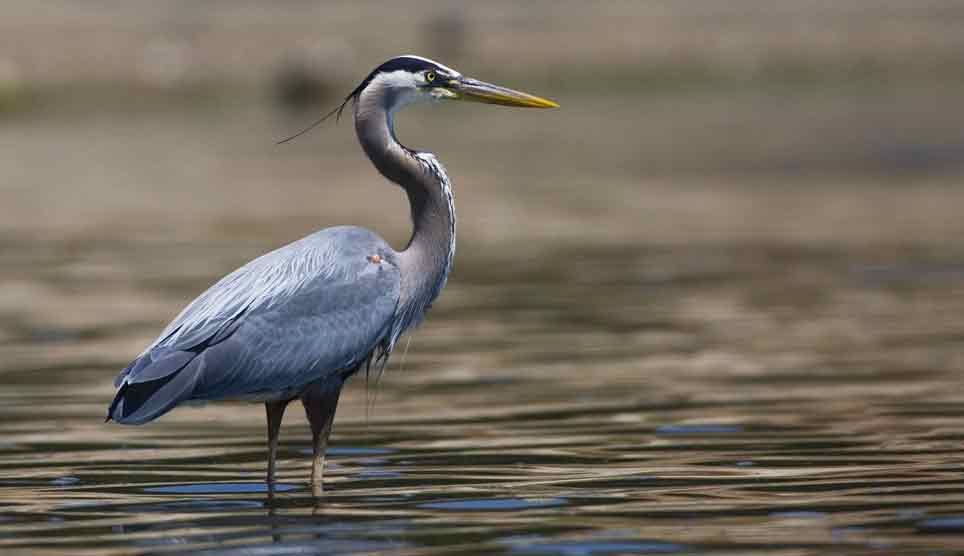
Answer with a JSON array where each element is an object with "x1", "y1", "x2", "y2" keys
[{"x1": 109, "y1": 227, "x2": 400, "y2": 424}]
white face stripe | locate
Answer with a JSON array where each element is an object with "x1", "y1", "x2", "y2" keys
[
  {"x1": 371, "y1": 69, "x2": 418, "y2": 89},
  {"x1": 396, "y1": 54, "x2": 461, "y2": 77}
]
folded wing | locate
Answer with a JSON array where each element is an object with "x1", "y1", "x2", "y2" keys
[{"x1": 108, "y1": 227, "x2": 400, "y2": 424}]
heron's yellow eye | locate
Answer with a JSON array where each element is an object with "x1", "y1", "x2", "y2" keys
[{"x1": 425, "y1": 71, "x2": 436, "y2": 83}]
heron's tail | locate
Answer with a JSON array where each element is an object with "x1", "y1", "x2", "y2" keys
[{"x1": 107, "y1": 348, "x2": 201, "y2": 425}]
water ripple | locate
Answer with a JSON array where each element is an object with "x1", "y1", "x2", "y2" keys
[{"x1": 2, "y1": 244, "x2": 964, "y2": 555}]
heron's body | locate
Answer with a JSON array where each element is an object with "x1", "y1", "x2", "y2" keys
[
  {"x1": 111, "y1": 227, "x2": 401, "y2": 415},
  {"x1": 107, "y1": 55, "x2": 556, "y2": 491}
]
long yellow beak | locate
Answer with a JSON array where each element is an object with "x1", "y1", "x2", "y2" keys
[{"x1": 451, "y1": 77, "x2": 559, "y2": 109}]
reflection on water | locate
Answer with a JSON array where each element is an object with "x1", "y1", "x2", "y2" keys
[{"x1": 1, "y1": 234, "x2": 963, "y2": 555}]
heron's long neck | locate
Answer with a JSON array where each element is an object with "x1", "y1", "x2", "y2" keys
[{"x1": 354, "y1": 93, "x2": 456, "y2": 334}]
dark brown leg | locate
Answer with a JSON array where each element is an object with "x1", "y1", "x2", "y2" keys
[
  {"x1": 265, "y1": 399, "x2": 290, "y2": 493},
  {"x1": 301, "y1": 377, "x2": 343, "y2": 493}
]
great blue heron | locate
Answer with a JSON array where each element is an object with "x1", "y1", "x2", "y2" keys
[{"x1": 106, "y1": 55, "x2": 557, "y2": 490}]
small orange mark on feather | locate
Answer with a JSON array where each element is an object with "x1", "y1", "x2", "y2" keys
[{"x1": 367, "y1": 254, "x2": 382, "y2": 265}]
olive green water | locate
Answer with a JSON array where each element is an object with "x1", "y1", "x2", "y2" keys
[{"x1": 2, "y1": 98, "x2": 964, "y2": 555}]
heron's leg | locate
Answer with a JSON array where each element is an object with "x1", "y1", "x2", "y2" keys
[
  {"x1": 301, "y1": 377, "x2": 344, "y2": 491},
  {"x1": 265, "y1": 400, "x2": 289, "y2": 491}
]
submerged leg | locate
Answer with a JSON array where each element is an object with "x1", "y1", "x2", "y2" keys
[
  {"x1": 265, "y1": 400, "x2": 290, "y2": 491},
  {"x1": 301, "y1": 377, "x2": 344, "y2": 492}
]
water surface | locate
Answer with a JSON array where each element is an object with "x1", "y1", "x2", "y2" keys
[{"x1": 2, "y1": 235, "x2": 963, "y2": 555}]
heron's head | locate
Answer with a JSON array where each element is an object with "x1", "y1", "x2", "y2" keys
[
  {"x1": 351, "y1": 55, "x2": 559, "y2": 113},
  {"x1": 278, "y1": 55, "x2": 557, "y2": 144}
]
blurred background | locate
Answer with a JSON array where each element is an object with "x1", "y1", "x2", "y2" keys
[{"x1": 2, "y1": 2, "x2": 964, "y2": 555}]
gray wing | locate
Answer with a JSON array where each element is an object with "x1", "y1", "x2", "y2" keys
[{"x1": 108, "y1": 226, "x2": 400, "y2": 424}]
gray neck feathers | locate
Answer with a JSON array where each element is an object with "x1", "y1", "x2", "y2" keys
[{"x1": 354, "y1": 80, "x2": 456, "y2": 344}]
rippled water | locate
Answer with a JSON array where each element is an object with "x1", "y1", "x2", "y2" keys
[{"x1": 2, "y1": 235, "x2": 964, "y2": 555}]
